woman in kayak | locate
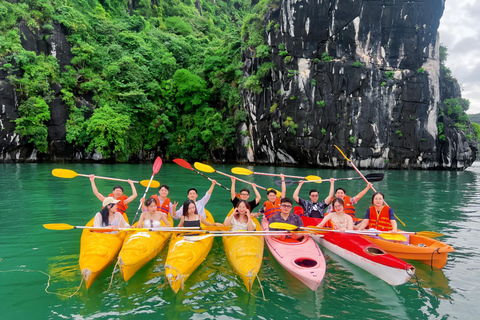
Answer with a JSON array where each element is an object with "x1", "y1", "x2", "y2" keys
[
  {"x1": 93, "y1": 197, "x2": 130, "y2": 230},
  {"x1": 224, "y1": 200, "x2": 255, "y2": 231},
  {"x1": 316, "y1": 198, "x2": 354, "y2": 232},
  {"x1": 355, "y1": 192, "x2": 398, "y2": 233},
  {"x1": 177, "y1": 200, "x2": 223, "y2": 228},
  {"x1": 137, "y1": 198, "x2": 172, "y2": 228}
]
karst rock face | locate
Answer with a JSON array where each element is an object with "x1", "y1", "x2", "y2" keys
[{"x1": 237, "y1": 0, "x2": 477, "y2": 169}]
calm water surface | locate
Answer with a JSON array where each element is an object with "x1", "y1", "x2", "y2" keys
[{"x1": 1, "y1": 162, "x2": 479, "y2": 319}]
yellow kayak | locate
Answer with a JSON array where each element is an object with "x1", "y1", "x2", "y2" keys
[
  {"x1": 222, "y1": 210, "x2": 264, "y2": 292},
  {"x1": 79, "y1": 217, "x2": 126, "y2": 289},
  {"x1": 165, "y1": 210, "x2": 215, "y2": 293},
  {"x1": 118, "y1": 215, "x2": 174, "y2": 282}
]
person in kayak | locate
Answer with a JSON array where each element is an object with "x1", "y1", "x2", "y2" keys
[
  {"x1": 89, "y1": 174, "x2": 137, "y2": 220},
  {"x1": 141, "y1": 184, "x2": 178, "y2": 217},
  {"x1": 253, "y1": 174, "x2": 286, "y2": 220},
  {"x1": 316, "y1": 198, "x2": 354, "y2": 232},
  {"x1": 137, "y1": 198, "x2": 172, "y2": 228},
  {"x1": 177, "y1": 200, "x2": 223, "y2": 228},
  {"x1": 230, "y1": 176, "x2": 261, "y2": 211},
  {"x1": 326, "y1": 183, "x2": 372, "y2": 218},
  {"x1": 293, "y1": 178, "x2": 335, "y2": 218},
  {"x1": 355, "y1": 192, "x2": 398, "y2": 233},
  {"x1": 224, "y1": 200, "x2": 255, "y2": 231},
  {"x1": 174, "y1": 180, "x2": 217, "y2": 219},
  {"x1": 93, "y1": 197, "x2": 130, "y2": 231},
  {"x1": 269, "y1": 198, "x2": 304, "y2": 240}
]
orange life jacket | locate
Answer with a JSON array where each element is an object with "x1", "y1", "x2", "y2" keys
[
  {"x1": 343, "y1": 196, "x2": 355, "y2": 217},
  {"x1": 264, "y1": 198, "x2": 281, "y2": 220},
  {"x1": 151, "y1": 195, "x2": 171, "y2": 216},
  {"x1": 109, "y1": 194, "x2": 129, "y2": 214},
  {"x1": 368, "y1": 205, "x2": 393, "y2": 231}
]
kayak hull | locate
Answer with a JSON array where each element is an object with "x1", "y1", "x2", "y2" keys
[
  {"x1": 262, "y1": 218, "x2": 326, "y2": 291},
  {"x1": 165, "y1": 210, "x2": 215, "y2": 293},
  {"x1": 79, "y1": 218, "x2": 126, "y2": 289},
  {"x1": 223, "y1": 213, "x2": 263, "y2": 292},
  {"x1": 118, "y1": 215, "x2": 173, "y2": 282}
]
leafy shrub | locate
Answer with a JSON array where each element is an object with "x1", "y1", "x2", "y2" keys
[
  {"x1": 352, "y1": 61, "x2": 363, "y2": 68},
  {"x1": 321, "y1": 52, "x2": 333, "y2": 62},
  {"x1": 385, "y1": 71, "x2": 394, "y2": 79}
]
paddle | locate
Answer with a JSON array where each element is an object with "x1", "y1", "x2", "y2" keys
[
  {"x1": 357, "y1": 229, "x2": 444, "y2": 238},
  {"x1": 182, "y1": 231, "x2": 312, "y2": 241},
  {"x1": 43, "y1": 223, "x2": 204, "y2": 233},
  {"x1": 52, "y1": 169, "x2": 161, "y2": 188},
  {"x1": 172, "y1": 159, "x2": 232, "y2": 192},
  {"x1": 131, "y1": 157, "x2": 162, "y2": 224},
  {"x1": 231, "y1": 167, "x2": 321, "y2": 181},
  {"x1": 275, "y1": 173, "x2": 385, "y2": 187},
  {"x1": 194, "y1": 162, "x2": 282, "y2": 197},
  {"x1": 334, "y1": 145, "x2": 406, "y2": 227}
]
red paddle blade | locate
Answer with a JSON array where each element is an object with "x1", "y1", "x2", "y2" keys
[
  {"x1": 173, "y1": 158, "x2": 193, "y2": 170},
  {"x1": 153, "y1": 157, "x2": 162, "y2": 174}
]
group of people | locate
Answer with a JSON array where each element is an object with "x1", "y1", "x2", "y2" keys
[{"x1": 88, "y1": 171, "x2": 398, "y2": 237}]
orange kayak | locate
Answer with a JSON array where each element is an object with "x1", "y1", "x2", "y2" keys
[{"x1": 362, "y1": 234, "x2": 454, "y2": 269}]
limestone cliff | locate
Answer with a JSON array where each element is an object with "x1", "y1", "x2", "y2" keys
[{"x1": 237, "y1": 0, "x2": 477, "y2": 169}]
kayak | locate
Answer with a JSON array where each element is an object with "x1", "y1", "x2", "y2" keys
[
  {"x1": 262, "y1": 218, "x2": 326, "y2": 291},
  {"x1": 118, "y1": 215, "x2": 174, "y2": 282},
  {"x1": 79, "y1": 218, "x2": 126, "y2": 289},
  {"x1": 297, "y1": 208, "x2": 415, "y2": 285},
  {"x1": 362, "y1": 234, "x2": 454, "y2": 269},
  {"x1": 164, "y1": 210, "x2": 215, "y2": 293},
  {"x1": 222, "y1": 210, "x2": 264, "y2": 292}
]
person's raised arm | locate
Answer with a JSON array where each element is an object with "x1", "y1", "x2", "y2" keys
[
  {"x1": 230, "y1": 177, "x2": 237, "y2": 201},
  {"x1": 89, "y1": 174, "x2": 105, "y2": 202},
  {"x1": 353, "y1": 183, "x2": 372, "y2": 202},
  {"x1": 280, "y1": 173, "x2": 286, "y2": 198},
  {"x1": 252, "y1": 183, "x2": 261, "y2": 205},
  {"x1": 324, "y1": 178, "x2": 335, "y2": 204},
  {"x1": 293, "y1": 180, "x2": 304, "y2": 203},
  {"x1": 124, "y1": 179, "x2": 137, "y2": 204},
  {"x1": 207, "y1": 179, "x2": 217, "y2": 195}
]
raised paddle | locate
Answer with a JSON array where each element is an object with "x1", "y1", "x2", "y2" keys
[
  {"x1": 131, "y1": 156, "x2": 162, "y2": 224},
  {"x1": 231, "y1": 167, "x2": 322, "y2": 181},
  {"x1": 275, "y1": 173, "x2": 385, "y2": 187},
  {"x1": 194, "y1": 162, "x2": 282, "y2": 197},
  {"x1": 334, "y1": 145, "x2": 406, "y2": 227},
  {"x1": 52, "y1": 169, "x2": 161, "y2": 188},
  {"x1": 172, "y1": 159, "x2": 232, "y2": 192}
]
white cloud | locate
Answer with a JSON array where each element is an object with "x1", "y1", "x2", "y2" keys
[{"x1": 439, "y1": 0, "x2": 480, "y2": 114}]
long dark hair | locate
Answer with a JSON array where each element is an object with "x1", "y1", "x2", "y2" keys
[
  {"x1": 371, "y1": 192, "x2": 385, "y2": 205},
  {"x1": 235, "y1": 200, "x2": 251, "y2": 216},
  {"x1": 145, "y1": 198, "x2": 157, "y2": 208},
  {"x1": 100, "y1": 203, "x2": 115, "y2": 227},
  {"x1": 182, "y1": 199, "x2": 197, "y2": 217},
  {"x1": 332, "y1": 198, "x2": 345, "y2": 210}
]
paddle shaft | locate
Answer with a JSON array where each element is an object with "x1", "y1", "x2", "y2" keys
[
  {"x1": 215, "y1": 170, "x2": 269, "y2": 191},
  {"x1": 184, "y1": 231, "x2": 312, "y2": 241},
  {"x1": 132, "y1": 157, "x2": 162, "y2": 224},
  {"x1": 193, "y1": 169, "x2": 231, "y2": 192},
  {"x1": 79, "y1": 174, "x2": 143, "y2": 184}
]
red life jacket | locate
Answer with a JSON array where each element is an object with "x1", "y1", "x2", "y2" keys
[
  {"x1": 343, "y1": 196, "x2": 355, "y2": 217},
  {"x1": 151, "y1": 195, "x2": 171, "y2": 216},
  {"x1": 109, "y1": 194, "x2": 129, "y2": 214},
  {"x1": 264, "y1": 198, "x2": 281, "y2": 220},
  {"x1": 368, "y1": 205, "x2": 393, "y2": 231}
]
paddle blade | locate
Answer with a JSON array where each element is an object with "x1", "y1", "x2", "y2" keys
[
  {"x1": 43, "y1": 223, "x2": 74, "y2": 230},
  {"x1": 153, "y1": 156, "x2": 162, "y2": 174},
  {"x1": 417, "y1": 231, "x2": 444, "y2": 238},
  {"x1": 305, "y1": 175, "x2": 322, "y2": 183},
  {"x1": 140, "y1": 180, "x2": 160, "y2": 188},
  {"x1": 194, "y1": 162, "x2": 215, "y2": 173},
  {"x1": 379, "y1": 233, "x2": 408, "y2": 242},
  {"x1": 365, "y1": 173, "x2": 385, "y2": 182},
  {"x1": 231, "y1": 167, "x2": 253, "y2": 175},
  {"x1": 52, "y1": 169, "x2": 78, "y2": 179},
  {"x1": 269, "y1": 222, "x2": 298, "y2": 231},
  {"x1": 334, "y1": 145, "x2": 350, "y2": 161},
  {"x1": 173, "y1": 158, "x2": 193, "y2": 170},
  {"x1": 275, "y1": 179, "x2": 295, "y2": 187}
]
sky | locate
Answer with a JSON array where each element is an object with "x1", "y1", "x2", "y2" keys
[{"x1": 438, "y1": 0, "x2": 480, "y2": 114}]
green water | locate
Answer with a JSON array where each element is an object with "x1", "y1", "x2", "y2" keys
[{"x1": 1, "y1": 162, "x2": 479, "y2": 319}]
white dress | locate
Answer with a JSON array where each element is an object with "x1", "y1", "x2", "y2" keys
[
  {"x1": 143, "y1": 219, "x2": 162, "y2": 228},
  {"x1": 230, "y1": 216, "x2": 249, "y2": 231}
]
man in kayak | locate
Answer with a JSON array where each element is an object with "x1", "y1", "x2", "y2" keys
[
  {"x1": 89, "y1": 175, "x2": 137, "y2": 221},
  {"x1": 293, "y1": 178, "x2": 335, "y2": 218},
  {"x1": 252, "y1": 174, "x2": 286, "y2": 220},
  {"x1": 326, "y1": 183, "x2": 372, "y2": 218},
  {"x1": 230, "y1": 176, "x2": 262, "y2": 211},
  {"x1": 174, "y1": 179, "x2": 217, "y2": 219},
  {"x1": 268, "y1": 198, "x2": 304, "y2": 240}
]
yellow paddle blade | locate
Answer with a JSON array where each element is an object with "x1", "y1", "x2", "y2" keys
[
  {"x1": 43, "y1": 223, "x2": 74, "y2": 230},
  {"x1": 52, "y1": 169, "x2": 78, "y2": 179},
  {"x1": 305, "y1": 175, "x2": 322, "y2": 183},
  {"x1": 231, "y1": 167, "x2": 253, "y2": 175},
  {"x1": 269, "y1": 222, "x2": 298, "y2": 231},
  {"x1": 334, "y1": 145, "x2": 350, "y2": 162},
  {"x1": 140, "y1": 180, "x2": 160, "y2": 188},
  {"x1": 194, "y1": 162, "x2": 215, "y2": 173},
  {"x1": 379, "y1": 233, "x2": 408, "y2": 242},
  {"x1": 417, "y1": 231, "x2": 444, "y2": 238}
]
